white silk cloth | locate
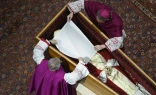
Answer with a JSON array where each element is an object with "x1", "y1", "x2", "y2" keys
[{"x1": 53, "y1": 21, "x2": 97, "y2": 61}]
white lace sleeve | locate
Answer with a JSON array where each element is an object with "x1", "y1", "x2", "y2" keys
[
  {"x1": 64, "y1": 62, "x2": 89, "y2": 85},
  {"x1": 67, "y1": 0, "x2": 84, "y2": 14},
  {"x1": 105, "y1": 37, "x2": 123, "y2": 52},
  {"x1": 33, "y1": 40, "x2": 49, "y2": 65}
]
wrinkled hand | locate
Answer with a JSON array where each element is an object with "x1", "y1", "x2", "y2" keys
[
  {"x1": 94, "y1": 45, "x2": 105, "y2": 51},
  {"x1": 50, "y1": 40, "x2": 57, "y2": 44},
  {"x1": 67, "y1": 12, "x2": 73, "y2": 22}
]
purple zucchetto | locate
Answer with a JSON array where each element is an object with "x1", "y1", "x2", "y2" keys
[{"x1": 99, "y1": 9, "x2": 110, "y2": 19}]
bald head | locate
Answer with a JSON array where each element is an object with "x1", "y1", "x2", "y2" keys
[{"x1": 48, "y1": 57, "x2": 61, "y2": 71}]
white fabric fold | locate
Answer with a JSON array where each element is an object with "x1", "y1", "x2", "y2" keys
[{"x1": 53, "y1": 21, "x2": 97, "y2": 60}]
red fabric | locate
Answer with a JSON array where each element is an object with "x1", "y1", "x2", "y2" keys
[
  {"x1": 86, "y1": 63, "x2": 100, "y2": 78},
  {"x1": 106, "y1": 79, "x2": 127, "y2": 95},
  {"x1": 87, "y1": 49, "x2": 138, "y2": 94},
  {"x1": 86, "y1": 63, "x2": 127, "y2": 95},
  {"x1": 41, "y1": 38, "x2": 50, "y2": 46},
  {"x1": 99, "y1": 50, "x2": 137, "y2": 84},
  {"x1": 111, "y1": 51, "x2": 155, "y2": 94}
]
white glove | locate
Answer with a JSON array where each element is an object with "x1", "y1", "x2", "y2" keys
[
  {"x1": 106, "y1": 59, "x2": 119, "y2": 66},
  {"x1": 98, "y1": 71, "x2": 107, "y2": 83}
]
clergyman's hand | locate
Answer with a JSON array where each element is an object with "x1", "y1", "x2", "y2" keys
[
  {"x1": 50, "y1": 40, "x2": 57, "y2": 44},
  {"x1": 94, "y1": 45, "x2": 105, "y2": 51},
  {"x1": 78, "y1": 57, "x2": 87, "y2": 65},
  {"x1": 67, "y1": 12, "x2": 73, "y2": 22}
]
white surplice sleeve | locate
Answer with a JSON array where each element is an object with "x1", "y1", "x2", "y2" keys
[
  {"x1": 67, "y1": 0, "x2": 84, "y2": 14},
  {"x1": 64, "y1": 61, "x2": 89, "y2": 85},
  {"x1": 33, "y1": 39, "x2": 50, "y2": 65},
  {"x1": 105, "y1": 37, "x2": 123, "y2": 52}
]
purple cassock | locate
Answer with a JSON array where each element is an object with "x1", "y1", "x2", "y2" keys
[
  {"x1": 84, "y1": 1, "x2": 123, "y2": 38},
  {"x1": 28, "y1": 59, "x2": 76, "y2": 95}
]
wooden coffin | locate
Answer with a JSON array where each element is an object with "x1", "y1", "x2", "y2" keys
[{"x1": 35, "y1": 6, "x2": 155, "y2": 95}]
